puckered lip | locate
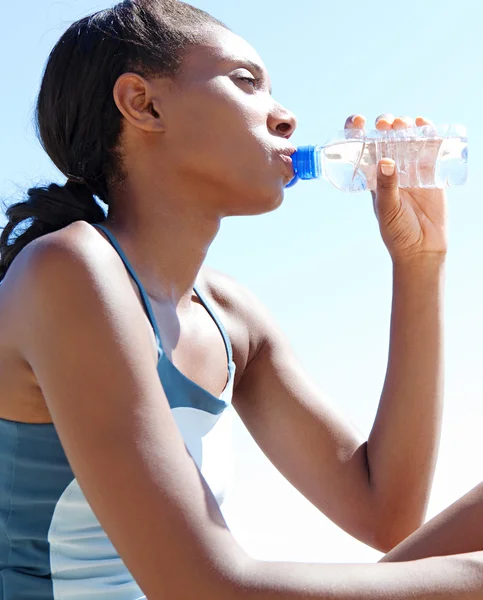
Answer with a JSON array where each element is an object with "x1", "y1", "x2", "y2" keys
[
  {"x1": 277, "y1": 147, "x2": 297, "y2": 184},
  {"x1": 278, "y1": 146, "x2": 297, "y2": 158}
]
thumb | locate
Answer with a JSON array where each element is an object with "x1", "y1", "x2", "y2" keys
[{"x1": 373, "y1": 159, "x2": 400, "y2": 220}]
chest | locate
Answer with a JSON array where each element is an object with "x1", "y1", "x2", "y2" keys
[{"x1": 150, "y1": 293, "x2": 246, "y2": 399}]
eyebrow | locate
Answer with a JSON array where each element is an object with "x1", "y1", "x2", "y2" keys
[{"x1": 242, "y1": 59, "x2": 263, "y2": 75}]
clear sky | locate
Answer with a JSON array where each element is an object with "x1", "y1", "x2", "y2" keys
[{"x1": 1, "y1": 0, "x2": 483, "y2": 563}]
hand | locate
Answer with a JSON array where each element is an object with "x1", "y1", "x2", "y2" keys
[{"x1": 345, "y1": 114, "x2": 447, "y2": 263}]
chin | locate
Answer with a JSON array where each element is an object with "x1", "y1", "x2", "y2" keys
[{"x1": 230, "y1": 185, "x2": 285, "y2": 217}]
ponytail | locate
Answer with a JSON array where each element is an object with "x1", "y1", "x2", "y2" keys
[{"x1": 0, "y1": 181, "x2": 105, "y2": 281}]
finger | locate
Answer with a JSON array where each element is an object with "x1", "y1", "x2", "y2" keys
[
  {"x1": 393, "y1": 116, "x2": 415, "y2": 130},
  {"x1": 379, "y1": 158, "x2": 397, "y2": 180},
  {"x1": 415, "y1": 115, "x2": 434, "y2": 127},
  {"x1": 375, "y1": 114, "x2": 395, "y2": 131},
  {"x1": 374, "y1": 159, "x2": 399, "y2": 218},
  {"x1": 344, "y1": 114, "x2": 366, "y2": 130},
  {"x1": 344, "y1": 114, "x2": 366, "y2": 139}
]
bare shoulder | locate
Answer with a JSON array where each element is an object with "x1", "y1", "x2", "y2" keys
[
  {"x1": 2, "y1": 220, "x2": 127, "y2": 301},
  {"x1": 199, "y1": 266, "x2": 256, "y2": 314},
  {"x1": 0, "y1": 221, "x2": 124, "y2": 341},
  {"x1": 0, "y1": 221, "x2": 153, "y2": 422},
  {"x1": 1, "y1": 220, "x2": 110, "y2": 294},
  {"x1": 198, "y1": 266, "x2": 278, "y2": 369},
  {"x1": 0, "y1": 221, "x2": 103, "y2": 344}
]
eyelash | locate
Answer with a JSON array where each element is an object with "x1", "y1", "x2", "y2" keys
[{"x1": 238, "y1": 76, "x2": 261, "y2": 89}]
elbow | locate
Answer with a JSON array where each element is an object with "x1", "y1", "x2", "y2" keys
[
  {"x1": 371, "y1": 530, "x2": 403, "y2": 554},
  {"x1": 179, "y1": 546, "x2": 254, "y2": 600},
  {"x1": 141, "y1": 542, "x2": 252, "y2": 600},
  {"x1": 370, "y1": 512, "x2": 425, "y2": 554},
  {"x1": 364, "y1": 481, "x2": 426, "y2": 552}
]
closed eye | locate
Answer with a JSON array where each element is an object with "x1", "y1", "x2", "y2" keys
[{"x1": 238, "y1": 76, "x2": 261, "y2": 89}]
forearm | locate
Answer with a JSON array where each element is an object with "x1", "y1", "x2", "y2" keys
[
  {"x1": 366, "y1": 255, "x2": 446, "y2": 543},
  {"x1": 219, "y1": 552, "x2": 483, "y2": 599},
  {"x1": 381, "y1": 482, "x2": 483, "y2": 563}
]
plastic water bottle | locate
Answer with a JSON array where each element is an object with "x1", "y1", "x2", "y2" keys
[{"x1": 287, "y1": 124, "x2": 468, "y2": 192}]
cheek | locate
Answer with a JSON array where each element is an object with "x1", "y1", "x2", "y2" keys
[
  {"x1": 163, "y1": 83, "x2": 283, "y2": 206},
  {"x1": 167, "y1": 82, "x2": 267, "y2": 156}
]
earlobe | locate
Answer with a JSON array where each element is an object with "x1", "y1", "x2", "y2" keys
[{"x1": 113, "y1": 72, "x2": 166, "y2": 133}]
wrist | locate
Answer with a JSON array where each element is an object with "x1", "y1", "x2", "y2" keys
[
  {"x1": 392, "y1": 253, "x2": 446, "y2": 294},
  {"x1": 392, "y1": 251, "x2": 446, "y2": 271}
]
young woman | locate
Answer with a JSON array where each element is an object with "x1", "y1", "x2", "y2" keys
[{"x1": 1, "y1": 1, "x2": 483, "y2": 598}]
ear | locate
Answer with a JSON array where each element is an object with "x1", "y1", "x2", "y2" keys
[{"x1": 113, "y1": 72, "x2": 168, "y2": 133}]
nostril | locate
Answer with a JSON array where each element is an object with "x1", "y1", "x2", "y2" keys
[{"x1": 276, "y1": 122, "x2": 292, "y2": 135}]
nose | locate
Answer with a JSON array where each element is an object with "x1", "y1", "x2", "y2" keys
[{"x1": 268, "y1": 102, "x2": 297, "y2": 139}]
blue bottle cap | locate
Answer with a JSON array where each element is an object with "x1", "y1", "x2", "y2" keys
[{"x1": 285, "y1": 145, "x2": 320, "y2": 188}]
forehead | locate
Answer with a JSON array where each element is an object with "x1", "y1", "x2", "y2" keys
[{"x1": 182, "y1": 26, "x2": 268, "y2": 76}]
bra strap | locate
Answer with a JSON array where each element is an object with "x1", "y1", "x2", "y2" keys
[{"x1": 93, "y1": 224, "x2": 163, "y2": 350}]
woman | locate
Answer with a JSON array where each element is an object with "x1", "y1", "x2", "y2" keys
[{"x1": 0, "y1": 0, "x2": 483, "y2": 598}]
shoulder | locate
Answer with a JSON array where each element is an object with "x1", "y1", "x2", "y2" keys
[
  {"x1": 199, "y1": 266, "x2": 256, "y2": 315},
  {"x1": 1, "y1": 220, "x2": 122, "y2": 296},
  {"x1": 198, "y1": 266, "x2": 280, "y2": 366},
  {"x1": 0, "y1": 221, "x2": 137, "y2": 351},
  {"x1": 1, "y1": 221, "x2": 110, "y2": 286}
]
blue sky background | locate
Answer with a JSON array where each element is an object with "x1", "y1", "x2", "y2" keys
[{"x1": 1, "y1": 0, "x2": 483, "y2": 563}]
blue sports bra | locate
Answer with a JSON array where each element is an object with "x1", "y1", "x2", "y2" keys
[{"x1": 0, "y1": 223, "x2": 236, "y2": 600}]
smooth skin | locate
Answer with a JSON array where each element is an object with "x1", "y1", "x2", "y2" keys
[{"x1": 1, "y1": 23, "x2": 483, "y2": 599}]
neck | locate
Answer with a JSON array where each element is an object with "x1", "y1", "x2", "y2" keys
[{"x1": 105, "y1": 182, "x2": 221, "y2": 310}]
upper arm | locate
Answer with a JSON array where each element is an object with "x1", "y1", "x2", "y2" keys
[
  {"x1": 9, "y1": 227, "x2": 244, "y2": 598},
  {"x1": 230, "y1": 284, "x2": 382, "y2": 548}
]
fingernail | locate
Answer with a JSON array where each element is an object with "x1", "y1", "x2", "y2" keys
[{"x1": 381, "y1": 161, "x2": 395, "y2": 177}]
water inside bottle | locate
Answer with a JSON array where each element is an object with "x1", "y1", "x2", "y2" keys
[{"x1": 321, "y1": 129, "x2": 467, "y2": 192}]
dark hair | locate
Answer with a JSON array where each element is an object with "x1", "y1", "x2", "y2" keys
[{"x1": 0, "y1": 0, "x2": 226, "y2": 281}]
